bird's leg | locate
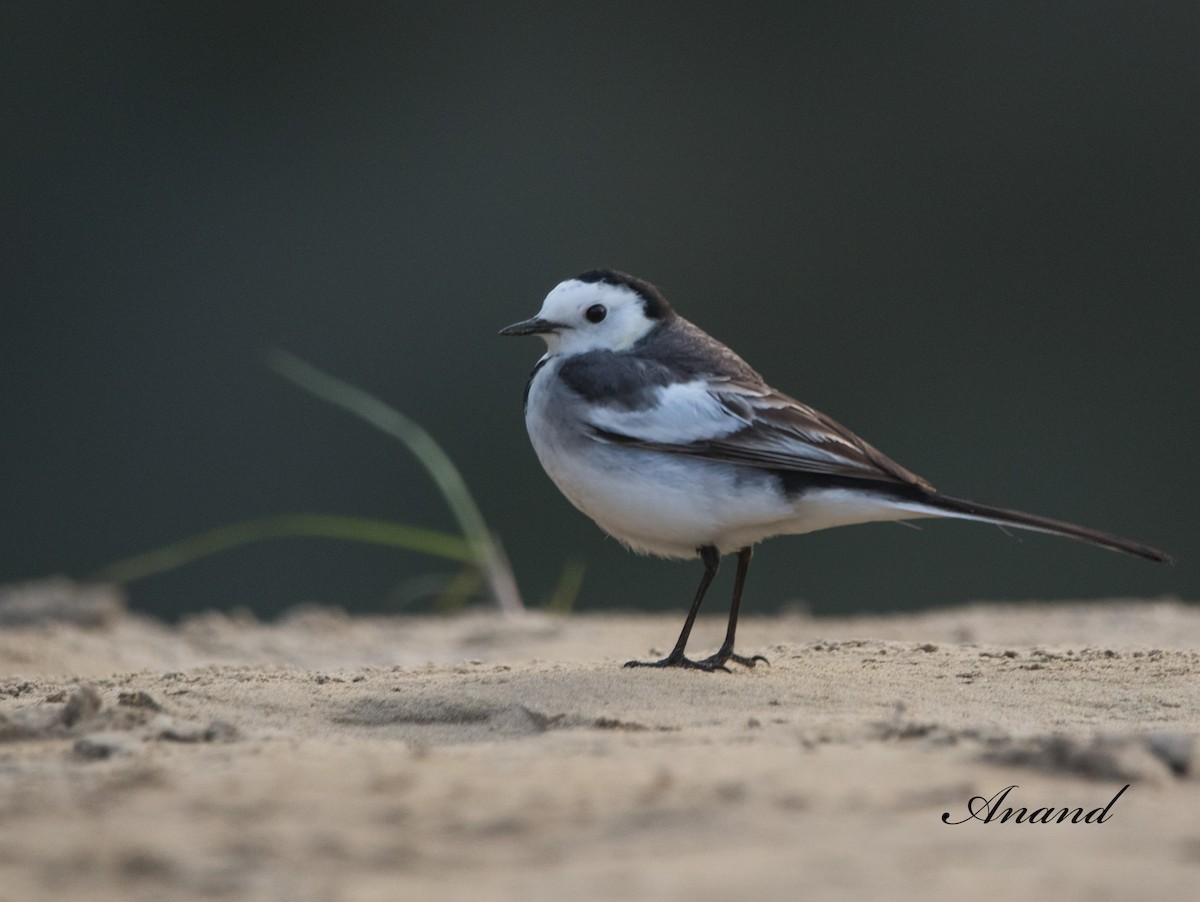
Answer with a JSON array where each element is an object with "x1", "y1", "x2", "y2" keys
[
  {"x1": 696, "y1": 546, "x2": 769, "y2": 670},
  {"x1": 625, "y1": 545, "x2": 725, "y2": 671}
]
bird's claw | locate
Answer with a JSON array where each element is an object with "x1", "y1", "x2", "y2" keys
[
  {"x1": 624, "y1": 655, "x2": 729, "y2": 672},
  {"x1": 624, "y1": 651, "x2": 768, "y2": 672},
  {"x1": 697, "y1": 651, "x2": 770, "y2": 669}
]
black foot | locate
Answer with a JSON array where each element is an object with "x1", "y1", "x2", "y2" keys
[
  {"x1": 624, "y1": 655, "x2": 730, "y2": 673},
  {"x1": 624, "y1": 650, "x2": 769, "y2": 672},
  {"x1": 697, "y1": 650, "x2": 770, "y2": 670}
]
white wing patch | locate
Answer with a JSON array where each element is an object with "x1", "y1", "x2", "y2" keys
[{"x1": 587, "y1": 380, "x2": 748, "y2": 444}]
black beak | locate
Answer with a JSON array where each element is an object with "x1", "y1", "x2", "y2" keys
[{"x1": 498, "y1": 316, "x2": 561, "y2": 337}]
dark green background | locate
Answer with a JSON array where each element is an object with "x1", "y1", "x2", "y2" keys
[{"x1": 3, "y1": 3, "x2": 1195, "y2": 618}]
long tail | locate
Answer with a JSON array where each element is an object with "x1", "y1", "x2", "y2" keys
[{"x1": 891, "y1": 492, "x2": 1173, "y2": 564}]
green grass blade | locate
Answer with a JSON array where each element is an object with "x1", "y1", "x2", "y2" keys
[
  {"x1": 267, "y1": 350, "x2": 525, "y2": 614},
  {"x1": 543, "y1": 558, "x2": 586, "y2": 615},
  {"x1": 94, "y1": 514, "x2": 474, "y2": 585}
]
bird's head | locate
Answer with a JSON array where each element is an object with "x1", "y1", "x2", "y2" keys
[{"x1": 499, "y1": 269, "x2": 673, "y2": 355}]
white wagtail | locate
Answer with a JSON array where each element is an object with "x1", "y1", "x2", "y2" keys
[{"x1": 501, "y1": 270, "x2": 1172, "y2": 671}]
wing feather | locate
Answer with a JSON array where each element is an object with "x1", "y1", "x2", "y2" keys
[{"x1": 586, "y1": 378, "x2": 933, "y2": 490}]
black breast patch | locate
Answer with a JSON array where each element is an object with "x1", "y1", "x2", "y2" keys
[{"x1": 558, "y1": 351, "x2": 678, "y2": 411}]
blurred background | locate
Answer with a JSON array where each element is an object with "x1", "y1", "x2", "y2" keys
[{"x1": 2, "y1": 2, "x2": 1195, "y2": 619}]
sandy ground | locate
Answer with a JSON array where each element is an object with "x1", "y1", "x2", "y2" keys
[{"x1": 1, "y1": 584, "x2": 1198, "y2": 902}]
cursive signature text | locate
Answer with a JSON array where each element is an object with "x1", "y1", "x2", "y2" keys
[{"x1": 942, "y1": 784, "x2": 1129, "y2": 825}]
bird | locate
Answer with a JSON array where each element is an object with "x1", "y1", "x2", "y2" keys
[{"x1": 500, "y1": 269, "x2": 1173, "y2": 672}]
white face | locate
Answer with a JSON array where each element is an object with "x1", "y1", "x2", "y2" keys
[{"x1": 532, "y1": 279, "x2": 658, "y2": 355}]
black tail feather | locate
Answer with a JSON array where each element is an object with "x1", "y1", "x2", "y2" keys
[{"x1": 925, "y1": 493, "x2": 1173, "y2": 564}]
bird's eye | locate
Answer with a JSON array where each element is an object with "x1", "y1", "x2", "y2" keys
[{"x1": 585, "y1": 304, "x2": 607, "y2": 323}]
